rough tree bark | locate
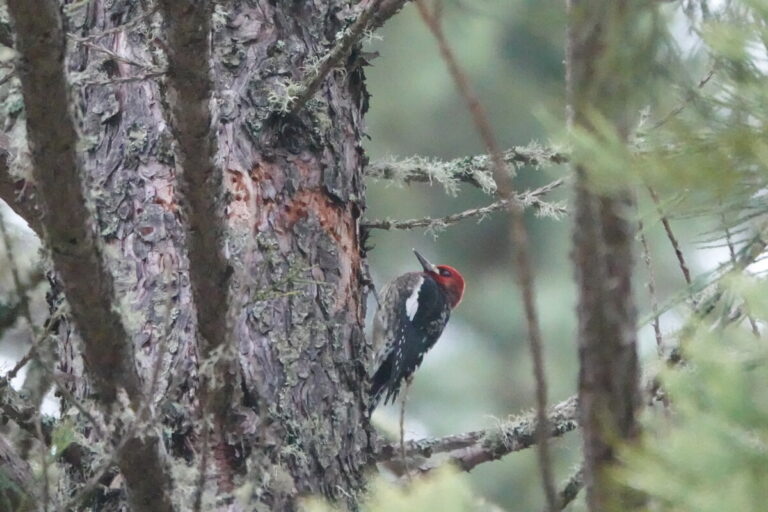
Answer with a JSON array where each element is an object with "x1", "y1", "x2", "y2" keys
[
  {"x1": 3, "y1": 0, "x2": 374, "y2": 509},
  {"x1": 566, "y1": 1, "x2": 654, "y2": 510}
]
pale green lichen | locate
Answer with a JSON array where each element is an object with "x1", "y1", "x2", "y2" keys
[
  {"x1": 368, "y1": 142, "x2": 568, "y2": 196},
  {"x1": 267, "y1": 79, "x2": 302, "y2": 113}
]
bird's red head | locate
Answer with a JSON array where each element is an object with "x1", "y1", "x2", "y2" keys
[{"x1": 414, "y1": 250, "x2": 466, "y2": 308}]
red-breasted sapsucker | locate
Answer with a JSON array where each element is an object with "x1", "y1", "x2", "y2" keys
[{"x1": 369, "y1": 249, "x2": 465, "y2": 412}]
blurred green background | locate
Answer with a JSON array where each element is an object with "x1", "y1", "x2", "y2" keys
[
  {"x1": 363, "y1": 2, "x2": 578, "y2": 509},
  {"x1": 362, "y1": 1, "x2": 711, "y2": 509}
]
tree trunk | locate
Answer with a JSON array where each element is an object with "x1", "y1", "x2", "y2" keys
[
  {"x1": 566, "y1": 1, "x2": 654, "y2": 510},
  {"x1": 32, "y1": 1, "x2": 372, "y2": 509}
]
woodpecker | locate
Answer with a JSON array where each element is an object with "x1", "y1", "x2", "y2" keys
[{"x1": 369, "y1": 249, "x2": 465, "y2": 412}]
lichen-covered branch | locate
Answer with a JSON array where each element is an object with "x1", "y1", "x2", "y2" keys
[
  {"x1": 7, "y1": 0, "x2": 141, "y2": 404},
  {"x1": 7, "y1": 3, "x2": 175, "y2": 510},
  {"x1": 366, "y1": 145, "x2": 568, "y2": 194},
  {"x1": 288, "y1": 0, "x2": 385, "y2": 114},
  {"x1": 364, "y1": 178, "x2": 567, "y2": 232},
  {"x1": 548, "y1": 464, "x2": 585, "y2": 512},
  {"x1": 375, "y1": 395, "x2": 579, "y2": 473},
  {"x1": 371, "y1": 0, "x2": 411, "y2": 29},
  {"x1": 157, "y1": 0, "x2": 236, "y2": 498}
]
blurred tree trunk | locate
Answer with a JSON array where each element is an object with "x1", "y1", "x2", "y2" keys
[
  {"x1": 8, "y1": 0, "x2": 372, "y2": 509},
  {"x1": 566, "y1": 1, "x2": 652, "y2": 510}
]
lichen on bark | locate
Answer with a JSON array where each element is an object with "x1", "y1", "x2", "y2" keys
[{"x1": 19, "y1": 0, "x2": 376, "y2": 509}]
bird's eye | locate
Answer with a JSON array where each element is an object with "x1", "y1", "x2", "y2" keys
[{"x1": 440, "y1": 269, "x2": 451, "y2": 277}]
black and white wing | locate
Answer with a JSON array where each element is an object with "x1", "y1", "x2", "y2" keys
[{"x1": 369, "y1": 273, "x2": 450, "y2": 409}]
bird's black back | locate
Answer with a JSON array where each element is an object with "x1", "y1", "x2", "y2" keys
[{"x1": 370, "y1": 274, "x2": 451, "y2": 409}]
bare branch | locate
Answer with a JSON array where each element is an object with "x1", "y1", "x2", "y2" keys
[
  {"x1": 7, "y1": 0, "x2": 141, "y2": 404},
  {"x1": 416, "y1": 2, "x2": 557, "y2": 508},
  {"x1": 63, "y1": 305, "x2": 177, "y2": 512},
  {"x1": 364, "y1": 179, "x2": 567, "y2": 231},
  {"x1": 288, "y1": 0, "x2": 385, "y2": 114}
]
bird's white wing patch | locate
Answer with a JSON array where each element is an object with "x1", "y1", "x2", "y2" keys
[{"x1": 405, "y1": 276, "x2": 423, "y2": 321}]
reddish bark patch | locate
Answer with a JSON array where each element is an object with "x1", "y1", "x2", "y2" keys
[
  {"x1": 213, "y1": 436, "x2": 237, "y2": 493},
  {"x1": 281, "y1": 189, "x2": 343, "y2": 237},
  {"x1": 245, "y1": 158, "x2": 362, "y2": 314},
  {"x1": 152, "y1": 181, "x2": 178, "y2": 212}
]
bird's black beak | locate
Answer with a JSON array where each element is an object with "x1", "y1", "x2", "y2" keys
[{"x1": 413, "y1": 249, "x2": 438, "y2": 273}]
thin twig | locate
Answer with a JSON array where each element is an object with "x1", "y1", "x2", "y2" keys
[
  {"x1": 364, "y1": 179, "x2": 567, "y2": 231},
  {"x1": 649, "y1": 65, "x2": 716, "y2": 131},
  {"x1": 288, "y1": 0, "x2": 385, "y2": 114},
  {"x1": 399, "y1": 379, "x2": 411, "y2": 482},
  {"x1": 647, "y1": 186, "x2": 693, "y2": 289},
  {"x1": 721, "y1": 213, "x2": 760, "y2": 336},
  {"x1": 5, "y1": 306, "x2": 64, "y2": 382},
  {"x1": 415, "y1": 2, "x2": 557, "y2": 509},
  {"x1": 637, "y1": 220, "x2": 663, "y2": 352}
]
